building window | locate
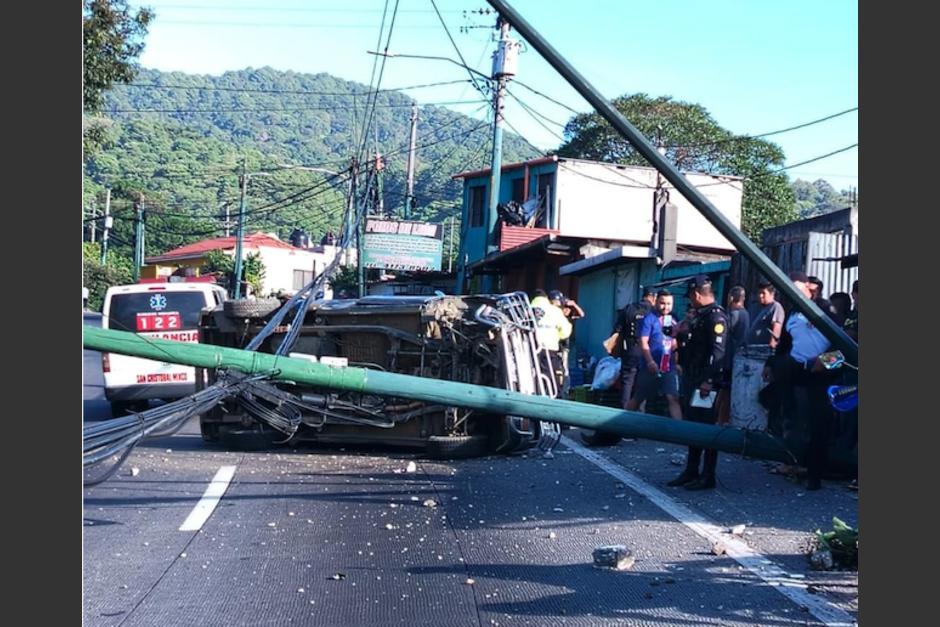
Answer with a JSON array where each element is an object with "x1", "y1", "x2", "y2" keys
[
  {"x1": 511, "y1": 177, "x2": 525, "y2": 203},
  {"x1": 293, "y1": 269, "x2": 314, "y2": 290},
  {"x1": 536, "y1": 172, "x2": 554, "y2": 228},
  {"x1": 469, "y1": 185, "x2": 486, "y2": 227}
]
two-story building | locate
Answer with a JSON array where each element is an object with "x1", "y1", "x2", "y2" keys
[{"x1": 453, "y1": 155, "x2": 744, "y2": 363}]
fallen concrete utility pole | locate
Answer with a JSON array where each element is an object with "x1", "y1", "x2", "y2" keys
[
  {"x1": 484, "y1": 0, "x2": 858, "y2": 366},
  {"x1": 85, "y1": 327, "x2": 853, "y2": 468}
]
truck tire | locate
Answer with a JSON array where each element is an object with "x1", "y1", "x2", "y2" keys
[
  {"x1": 579, "y1": 429, "x2": 623, "y2": 447},
  {"x1": 199, "y1": 417, "x2": 220, "y2": 443},
  {"x1": 223, "y1": 298, "x2": 281, "y2": 320},
  {"x1": 425, "y1": 434, "x2": 489, "y2": 460},
  {"x1": 218, "y1": 427, "x2": 279, "y2": 451}
]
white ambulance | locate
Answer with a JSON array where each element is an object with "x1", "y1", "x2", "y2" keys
[{"x1": 101, "y1": 279, "x2": 228, "y2": 416}]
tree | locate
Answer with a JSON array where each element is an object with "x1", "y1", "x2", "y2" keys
[
  {"x1": 791, "y1": 178, "x2": 854, "y2": 218},
  {"x1": 83, "y1": 1, "x2": 154, "y2": 155},
  {"x1": 83, "y1": 242, "x2": 134, "y2": 311},
  {"x1": 557, "y1": 93, "x2": 797, "y2": 240},
  {"x1": 203, "y1": 250, "x2": 267, "y2": 297},
  {"x1": 83, "y1": 1, "x2": 154, "y2": 113},
  {"x1": 328, "y1": 266, "x2": 359, "y2": 298}
]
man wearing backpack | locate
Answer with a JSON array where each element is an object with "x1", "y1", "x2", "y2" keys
[
  {"x1": 581, "y1": 287, "x2": 657, "y2": 447},
  {"x1": 614, "y1": 287, "x2": 657, "y2": 409}
]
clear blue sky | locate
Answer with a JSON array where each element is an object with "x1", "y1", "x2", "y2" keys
[{"x1": 133, "y1": 0, "x2": 858, "y2": 191}]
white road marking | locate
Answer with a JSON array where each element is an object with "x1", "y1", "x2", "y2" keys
[
  {"x1": 179, "y1": 465, "x2": 237, "y2": 532},
  {"x1": 561, "y1": 436, "x2": 856, "y2": 627}
]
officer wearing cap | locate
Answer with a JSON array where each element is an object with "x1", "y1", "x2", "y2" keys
[
  {"x1": 668, "y1": 274, "x2": 730, "y2": 490},
  {"x1": 549, "y1": 289, "x2": 584, "y2": 398}
]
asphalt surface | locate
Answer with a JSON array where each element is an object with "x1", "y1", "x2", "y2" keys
[{"x1": 83, "y1": 316, "x2": 858, "y2": 626}]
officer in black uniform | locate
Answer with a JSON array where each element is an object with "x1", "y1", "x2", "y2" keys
[{"x1": 668, "y1": 274, "x2": 729, "y2": 491}]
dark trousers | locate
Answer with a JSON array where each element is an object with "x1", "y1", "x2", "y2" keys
[
  {"x1": 681, "y1": 375, "x2": 719, "y2": 478},
  {"x1": 781, "y1": 356, "x2": 838, "y2": 481}
]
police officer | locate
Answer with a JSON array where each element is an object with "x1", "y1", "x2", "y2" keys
[
  {"x1": 615, "y1": 287, "x2": 657, "y2": 408},
  {"x1": 668, "y1": 274, "x2": 729, "y2": 491}
]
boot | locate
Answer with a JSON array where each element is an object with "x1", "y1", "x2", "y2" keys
[
  {"x1": 666, "y1": 470, "x2": 699, "y2": 487},
  {"x1": 684, "y1": 475, "x2": 716, "y2": 490}
]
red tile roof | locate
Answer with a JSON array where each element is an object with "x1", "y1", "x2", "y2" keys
[{"x1": 145, "y1": 233, "x2": 302, "y2": 264}]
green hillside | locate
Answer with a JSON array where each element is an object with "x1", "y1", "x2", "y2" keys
[{"x1": 83, "y1": 67, "x2": 540, "y2": 256}]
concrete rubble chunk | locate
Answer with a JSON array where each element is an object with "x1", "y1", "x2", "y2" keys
[
  {"x1": 406, "y1": 461, "x2": 417, "y2": 473},
  {"x1": 731, "y1": 524, "x2": 746, "y2": 536},
  {"x1": 422, "y1": 499, "x2": 438, "y2": 508},
  {"x1": 712, "y1": 541, "x2": 727, "y2": 556},
  {"x1": 809, "y1": 549, "x2": 834, "y2": 570},
  {"x1": 592, "y1": 545, "x2": 635, "y2": 570}
]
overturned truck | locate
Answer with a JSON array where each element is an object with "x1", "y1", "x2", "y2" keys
[{"x1": 196, "y1": 292, "x2": 558, "y2": 457}]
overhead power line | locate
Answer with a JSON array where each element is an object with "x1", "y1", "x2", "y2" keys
[
  {"x1": 667, "y1": 107, "x2": 859, "y2": 149},
  {"x1": 117, "y1": 78, "x2": 473, "y2": 96},
  {"x1": 107, "y1": 99, "x2": 487, "y2": 114}
]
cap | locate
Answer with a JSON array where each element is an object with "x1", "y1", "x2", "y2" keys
[
  {"x1": 548, "y1": 289, "x2": 564, "y2": 302},
  {"x1": 788, "y1": 270, "x2": 809, "y2": 283},
  {"x1": 688, "y1": 274, "x2": 712, "y2": 291}
]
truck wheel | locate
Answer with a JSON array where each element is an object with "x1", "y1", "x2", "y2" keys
[
  {"x1": 425, "y1": 434, "x2": 489, "y2": 459},
  {"x1": 223, "y1": 298, "x2": 281, "y2": 320},
  {"x1": 199, "y1": 418, "x2": 220, "y2": 443},
  {"x1": 579, "y1": 429, "x2": 623, "y2": 447},
  {"x1": 218, "y1": 427, "x2": 280, "y2": 451}
]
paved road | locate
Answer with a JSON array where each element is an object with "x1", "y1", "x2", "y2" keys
[{"x1": 82, "y1": 329, "x2": 858, "y2": 626}]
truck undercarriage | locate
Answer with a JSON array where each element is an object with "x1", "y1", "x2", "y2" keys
[{"x1": 197, "y1": 292, "x2": 559, "y2": 458}]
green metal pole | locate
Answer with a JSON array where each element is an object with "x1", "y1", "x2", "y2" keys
[
  {"x1": 483, "y1": 0, "x2": 857, "y2": 366},
  {"x1": 233, "y1": 159, "x2": 248, "y2": 299},
  {"x1": 132, "y1": 199, "x2": 142, "y2": 282},
  {"x1": 84, "y1": 327, "x2": 828, "y2": 465}
]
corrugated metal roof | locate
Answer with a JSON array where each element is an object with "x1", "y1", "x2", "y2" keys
[{"x1": 499, "y1": 224, "x2": 558, "y2": 252}]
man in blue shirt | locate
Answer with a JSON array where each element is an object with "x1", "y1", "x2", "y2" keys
[{"x1": 626, "y1": 290, "x2": 683, "y2": 420}]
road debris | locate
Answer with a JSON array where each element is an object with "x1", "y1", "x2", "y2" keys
[
  {"x1": 130, "y1": 467, "x2": 140, "y2": 477},
  {"x1": 809, "y1": 550, "x2": 834, "y2": 570},
  {"x1": 328, "y1": 573, "x2": 346, "y2": 581},
  {"x1": 406, "y1": 461, "x2": 417, "y2": 473},
  {"x1": 422, "y1": 499, "x2": 438, "y2": 508},
  {"x1": 711, "y1": 541, "x2": 727, "y2": 556},
  {"x1": 731, "y1": 524, "x2": 746, "y2": 536},
  {"x1": 592, "y1": 545, "x2": 635, "y2": 570}
]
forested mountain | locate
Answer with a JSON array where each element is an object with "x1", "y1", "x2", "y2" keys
[
  {"x1": 790, "y1": 178, "x2": 857, "y2": 219},
  {"x1": 83, "y1": 67, "x2": 539, "y2": 256}
]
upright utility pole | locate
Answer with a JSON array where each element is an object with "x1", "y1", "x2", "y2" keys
[
  {"x1": 233, "y1": 158, "x2": 248, "y2": 299},
  {"x1": 133, "y1": 195, "x2": 145, "y2": 282},
  {"x1": 343, "y1": 158, "x2": 359, "y2": 265},
  {"x1": 88, "y1": 204, "x2": 97, "y2": 243},
  {"x1": 100, "y1": 188, "x2": 111, "y2": 264},
  {"x1": 485, "y1": 18, "x2": 518, "y2": 257},
  {"x1": 404, "y1": 102, "x2": 418, "y2": 219},
  {"x1": 448, "y1": 215, "x2": 455, "y2": 273}
]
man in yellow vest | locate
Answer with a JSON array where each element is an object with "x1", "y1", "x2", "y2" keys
[{"x1": 531, "y1": 290, "x2": 572, "y2": 395}]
